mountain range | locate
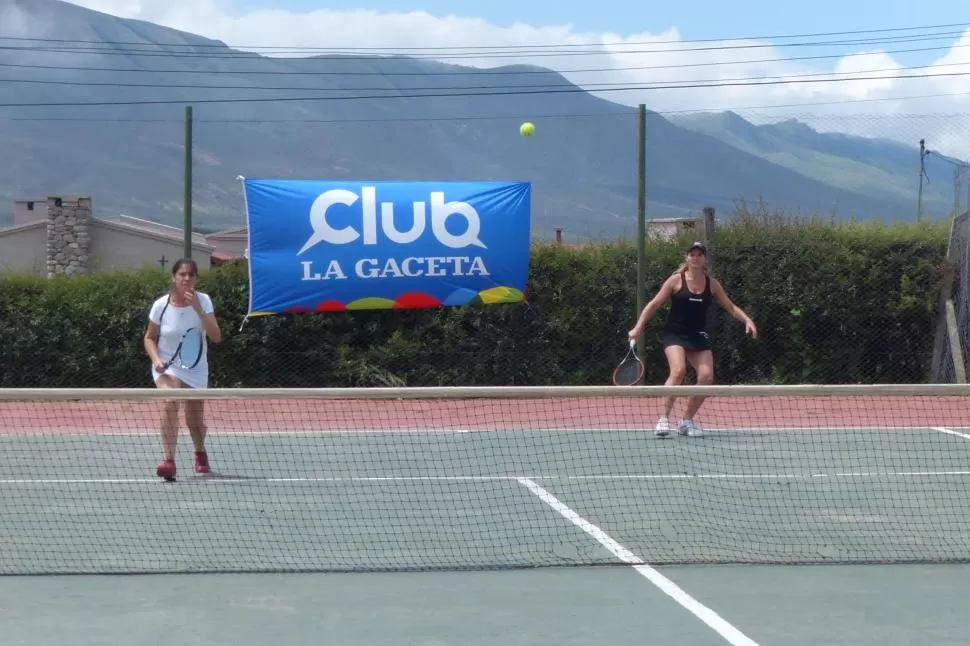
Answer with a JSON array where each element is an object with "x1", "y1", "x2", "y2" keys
[{"x1": 0, "y1": 0, "x2": 960, "y2": 240}]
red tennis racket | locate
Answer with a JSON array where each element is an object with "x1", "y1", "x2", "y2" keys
[{"x1": 612, "y1": 339, "x2": 645, "y2": 386}]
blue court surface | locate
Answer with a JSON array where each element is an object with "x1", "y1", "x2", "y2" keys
[{"x1": 1, "y1": 423, "x2": 969, "y2": 644}]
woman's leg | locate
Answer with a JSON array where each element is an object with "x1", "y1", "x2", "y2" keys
[
  {"x1": 155, "y1": 374, "x2": 184, "y2": 479},
  {"x1": 653, "y1": 345, "x2": 687, "y2": 436},
  {"x1": 184, "y1": 400, "x2": 210, "y2": 473},
  {"x1": 680, "y1": 349, "x2": 714, "y2": 435},
  {"x1": 662, "y1": 344, "x2": 688, "y2": 418}
]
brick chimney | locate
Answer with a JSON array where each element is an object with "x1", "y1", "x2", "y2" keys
[{"x1": 46, "y1": 196, "x2": 92, "y2": 278}]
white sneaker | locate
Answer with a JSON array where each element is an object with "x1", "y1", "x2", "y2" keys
[
  {"x1": 678, "y1": 419, "x2": 704, "y2": 437},
  {"x1": 654, "y1": 417, "x2": 671, "y2": 438}
]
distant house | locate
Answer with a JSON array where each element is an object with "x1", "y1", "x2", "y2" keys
[
  {"x1": 645, "y1": 217, "x2": 701, "y2": 240},
  {"x1": 203, "y1": 226, "x2": 249, "y2": 263},
  {"x1": 0, "y1": 195, "x2": 247, "y2": 277},
  {"x1": 538, "y1": 217, "x2": 702, "y2": 249}
]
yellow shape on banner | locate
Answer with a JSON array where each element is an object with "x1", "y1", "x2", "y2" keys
[
  {"x1": 346, "y1": 297, "x2": 397, "y2": 310},
  {"x1": 478, "y1": 286, "x2": 524, "y2": 304}
]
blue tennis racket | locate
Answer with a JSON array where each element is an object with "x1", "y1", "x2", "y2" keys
[{"x1": 163, "y1": 327, "x2": 204, "y2": 370}]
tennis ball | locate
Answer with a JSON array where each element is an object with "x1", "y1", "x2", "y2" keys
[{"x1": 520, "y1": 121, "x2": 535, "y2": 137}]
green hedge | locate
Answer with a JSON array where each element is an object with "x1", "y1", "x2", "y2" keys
[
  {"x1": 707, "y1": 215, "x2": 946, "y2": 384},
  {"x1": 0, "y1": 215, "x2": 949, "y2": 388}
]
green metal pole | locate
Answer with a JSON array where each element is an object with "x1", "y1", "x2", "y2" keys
[
  {"x1": 184, "y1": 105, "x2": 193, "y2": 259},
  {"x1": 636, "y1": 104, "x2": 647, "y2": 378}
]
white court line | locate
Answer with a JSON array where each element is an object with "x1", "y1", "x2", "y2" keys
[
  {"x1": 3, "y1": 470, "x2": 970, "y2": 485},
  {"x1": 932, "y1": 426, "x2": 970, "y2": 441},
  {"x1": 516, "y1": 477, "x2": 758, "y2": 646}
]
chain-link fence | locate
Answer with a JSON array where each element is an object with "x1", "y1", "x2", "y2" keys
[
  {"x1": 647, "y1": 109, "x2": 970, "y2": 227},
  {"x1": 0, "y1": 219, "x2": 947, "y2": 389},
  {"x1": 0, "y1": 109, "x2": 963, "y2": 388}
]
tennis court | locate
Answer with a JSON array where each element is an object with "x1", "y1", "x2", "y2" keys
[{"x1": 1, "y1": 385, "x2": 969, "y2": 644}]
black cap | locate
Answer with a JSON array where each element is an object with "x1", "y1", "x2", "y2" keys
[{"x1": 687, "y1": 241, "x2": 707, "y2": 254}]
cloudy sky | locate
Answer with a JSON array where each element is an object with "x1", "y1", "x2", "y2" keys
[{"x1": 44, "y1": 0, "x2": 970, "y2": 155}]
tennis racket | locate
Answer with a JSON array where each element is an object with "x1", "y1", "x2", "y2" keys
[
  {"x1": 162, "y1": 327, "x2": 205, "y2": 371},
  {"x1": 612, "y1": 339, "x2": 645, "y2": 386}
]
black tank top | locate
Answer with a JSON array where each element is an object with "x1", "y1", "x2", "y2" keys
[{"x1": 664, "y1": 272, "x2": 712, "y2": 334}]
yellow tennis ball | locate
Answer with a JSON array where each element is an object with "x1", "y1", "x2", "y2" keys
[{"x1": 520, "y1": 121, "x2": 535, "y2": 137}]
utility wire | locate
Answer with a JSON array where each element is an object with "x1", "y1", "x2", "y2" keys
[
  {"x1": 0, "y1": 69, "x2": 967, "y2": 108},
  {"x1": 0, "y1": 31, "x2": 964, "y2": 60},
  {"x1": 2, "y1": 106, "x2": 967, "y2": 124},
  {"x1": 0, "y1": 21, "x2": 965, "y2": 50},
  {"x1": 0, "y1": 43, "x2": 965, "y2": 78},
  {"x1": 1, "y1": 60, "x2": 965, "y2": 93}
]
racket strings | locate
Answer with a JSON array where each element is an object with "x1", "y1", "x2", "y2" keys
[
  {"x1": 612, "y1": 341, "x2": 645, "y2": 386},
  {"x1": 165, "y1": 328, "x2": 205, "y2": 370},
  {"x1": 613, "y1": 359, "x2": 643, "y2": 386},
  {"x1": 179, "y1": 329, "x2": 205, "y2": 369}
]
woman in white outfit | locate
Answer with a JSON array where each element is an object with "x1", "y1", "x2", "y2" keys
[{"x1": 143, "y1": 258, "x2": 223, "y2": 481}]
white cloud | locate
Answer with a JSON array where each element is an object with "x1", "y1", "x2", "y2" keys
[
  {"x1": 64, "y1": 0, "x2": 970, "y2": 157},
  {"x1": 0, "y1": 1, "x2": 54, "y2": 39}
]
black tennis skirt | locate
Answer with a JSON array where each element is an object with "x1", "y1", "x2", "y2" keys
[{"x1": 659, "y1": 329, "x2": 712, "y2": 351}]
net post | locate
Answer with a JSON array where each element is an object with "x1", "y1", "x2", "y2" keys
[
  {"x1": 702, "y1": 206, "x2": 717, "y2": 334},
  {"x1": 945, "y1": 297, "x2": 966, "y2": 383},
  {"x1": 931, "y1": 211, "x2": 968, "y2": 382},
  {"x1": 941, "y1": 255, "x2": 967, "y2": 383},
  {"x1": 701, "y1": 206, "x2": 716, "y2": 267}
]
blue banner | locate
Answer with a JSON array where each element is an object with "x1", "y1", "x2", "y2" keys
[{"x1": 241, "y1": 179, "x2": 532, "y2": 315}]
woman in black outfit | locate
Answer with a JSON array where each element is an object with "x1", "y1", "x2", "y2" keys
[{"x1": 628, "y1": 242, "x2": 757, "y2": 437}]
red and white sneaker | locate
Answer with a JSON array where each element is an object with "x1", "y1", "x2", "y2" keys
[
  {"x1": 194, "y1": 451, "x2": 210, "y2": 474},
  {"x1": 157, "y1": 459, "x2": 176, "y2": 481}
]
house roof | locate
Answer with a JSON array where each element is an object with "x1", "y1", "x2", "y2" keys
[
  {"x1": 7, "y1": 197, "x2": 247, "y2": 249},
  {"x1": 0, "y1": 217, "x2": 214, "y2": 252},
  {"x1": 207, "y1": 226, "x2": 248, "y2": 238},
  {"x1": 111, "y1": 215, "x2": 210, "y2": 244},
  {"x1": 0, "y1": 220, "x2": 46, "y2": 237},
  {"x1": 648, "y1": 216, "x2": 701, "y2": 223},
  {"x1": 94, "y1": 218, "x2": 215, "y2": 252}
]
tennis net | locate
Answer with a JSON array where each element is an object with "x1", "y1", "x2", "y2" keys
[{"x1": 1, "y1": 384, "x2": 970, "y2": 575}]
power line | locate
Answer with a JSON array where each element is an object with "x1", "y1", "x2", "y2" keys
[
  {"x1": 0, "y1": 21, "x2": 965, "y2": 51},
  {"x1": 0, "y1": 31, "x2": 963, "y2": 60},
  {"x1": 1, "y1": 85, "x2": 968, "y2": 124},
  {"x1": 1, "y1": 106, "x2": 967, "y2": 125},
  {"x1": 673, "y1": 90, "x2": 970, "y2": 112},
  {"x1": 0, "y1": 68, "x2": 966, "y2": 109},
  {"x1": 0, "y1": 43, "x2": 964, "y2": 78},
  {"x1": 2, "y1": 112, "x2": 629, "y2": 124},
  {"x1": 3, "y1": 60, "x2": 966, "y2": 93}
]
